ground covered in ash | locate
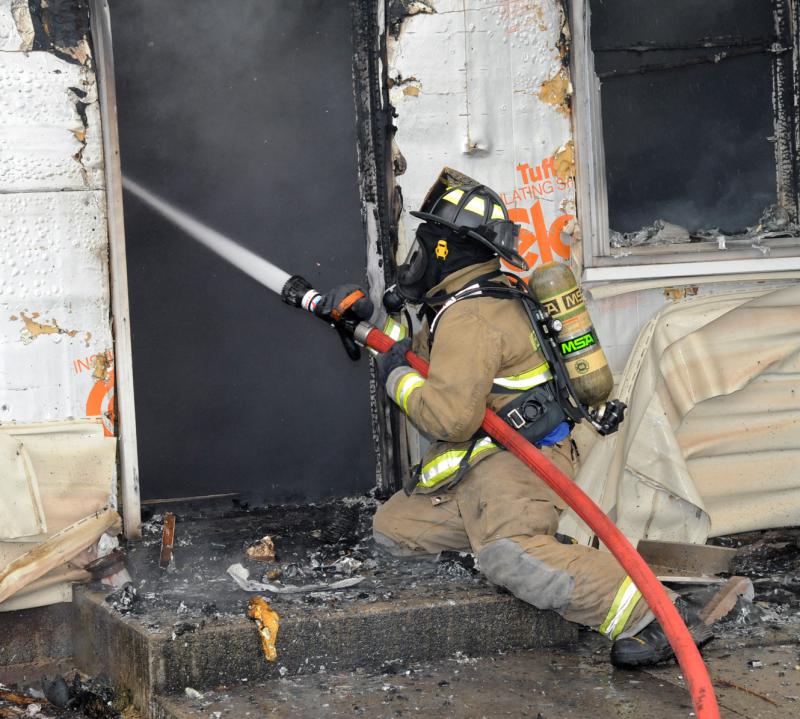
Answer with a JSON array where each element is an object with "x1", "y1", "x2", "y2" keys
[
  {"x1": 158, "y1": 641, "x2": 800, "y2": 719},
  {"x1": 712, "y1": 527, "x2": 800, "y2": 633},
  {"x1": 102, "y1": 497, "x2": 800, "y2": 641},
  {"x1": 105, "y1": 496, "x2": 484, "y2": 632},
  {"x1": 0, "y1": 673, "x2": 139, "y2": 719},
  {"x1": 8, "y1": 505, "x2": 800, "y2": 718}
]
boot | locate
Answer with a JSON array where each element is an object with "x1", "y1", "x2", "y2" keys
[{"x1": 610, "y1": 597, "x2": 714, "y2": 668}]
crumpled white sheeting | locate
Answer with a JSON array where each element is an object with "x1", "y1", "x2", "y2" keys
[
  {"x1": 0, "y1": 420, "x2": 118, "y2": 610},
  {"x1": 227, "y1": 563, "x2": 364, "y2": 594},
  {"x1": 0, "y1": 432, "x2": 46, "y2": 540},
  {"x1": 559, "y1": 284, "x2": 800, "y2": 545}
]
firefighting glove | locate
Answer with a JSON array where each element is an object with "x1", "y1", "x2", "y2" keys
[
  {"x1": 316, "y1": 284, "x2": 374, "y2": 322},
  {"x1": 376, "y1": 337, "x2": 412, "y2": 387}
]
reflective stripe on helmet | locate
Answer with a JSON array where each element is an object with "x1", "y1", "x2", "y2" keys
[
  {"x1": 598, "y1": 576, "x2": 643, "y2": 640},
  {"x1": 417, "y1": 436, "x2": 498, "y2": 489},
  {"x1": 491, "y1": 203, "x2": 505, "y2": 220},
  {"x1": 493, "y1": 361, "x2": 553, "y2": 390},
  {"x1": 464, "y1": 196, "x2": 486, "y2": 215},
  {"x1": 443, "y1": 189, "x2": 465, "y2": 204},
  {"x1": 393, "y1": 371, "x2": 425, "y2": 412}
]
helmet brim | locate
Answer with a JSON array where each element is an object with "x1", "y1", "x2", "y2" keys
[{"x1": 410, "y1": 211, "x2": 529, "y2": 271}]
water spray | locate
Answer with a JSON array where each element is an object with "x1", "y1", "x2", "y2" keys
[
  {"x1": 122, "y1": 177, "x2": 720, "y2": 719},
  {"x1": 122, "y1": 177, "x2": 292, "y2": 295}
]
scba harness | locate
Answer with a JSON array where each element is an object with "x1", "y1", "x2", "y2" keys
[
  {"x1": 427, "y1": 271, "x2": 625, "y2": 434},
  {"x1": 424, "y1": 272, "x2": 571, "y2": 452},
  {"x1": 403, "y1": 272, "x2": 625, "y2": 494}
]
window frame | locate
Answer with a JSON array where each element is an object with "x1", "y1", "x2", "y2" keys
[{"x1": 569, "y1": 0, "x2": 800, "y2": 282}]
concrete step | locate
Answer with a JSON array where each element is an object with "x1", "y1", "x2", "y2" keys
[
  {"x1": 149, "y1": 640, "x2": 800, "y2": 719},
  {"x1": 72, "y1": 586, "x2": 577, "y2": 718},
  {"x1": 149, "y1": 644, "x2": 699, "y2": 719}
]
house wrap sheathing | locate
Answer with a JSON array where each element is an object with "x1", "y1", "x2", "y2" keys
[{"x1": 0, "y1": 0, "x2": 120, "y2": 611}]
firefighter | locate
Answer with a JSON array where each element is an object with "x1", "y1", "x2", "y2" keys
[{"x1": 319, "y1": 169, "x2": 709, "y2": 667}]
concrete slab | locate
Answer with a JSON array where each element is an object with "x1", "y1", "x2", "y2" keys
[
  {"x1": 149, "y1": 651, "x2": 683, "y2": 719},
  {"x1": 68, "y1": 499, "x2": 580, "y2": 715},
  {"x1": 149, "y1": 643, "x2": 763, "y2": 719},
  {"x1": 646, "y1": 643, "x2": 800, "y2": 719}
]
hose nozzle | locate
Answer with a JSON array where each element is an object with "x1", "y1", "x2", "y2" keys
[{"x1": 281, "y1": 275, "x2": 316, "y2": 309}]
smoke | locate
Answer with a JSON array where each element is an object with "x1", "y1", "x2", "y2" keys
[
  {"x1": 109, "y1": 0, "x2": 373, "y2": 502},
  {"x1": 108, "y1": 0, "x2": 362, "y2": 271}
]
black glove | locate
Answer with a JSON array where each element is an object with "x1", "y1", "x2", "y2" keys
[
  {"x1": 376, "y1": 337, "x2": 412, "y2": 386},
  {"x1": 316, "y1": 284, "x2": 374, "y2": 321}
]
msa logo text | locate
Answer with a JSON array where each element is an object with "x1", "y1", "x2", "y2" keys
[{"x1": 560, "y1": 332, "x2": 596, "y2": 356}]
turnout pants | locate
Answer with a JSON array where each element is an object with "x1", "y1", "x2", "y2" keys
[{"x1": 373, "y1": 446, "x2": 654, "y2": 639}]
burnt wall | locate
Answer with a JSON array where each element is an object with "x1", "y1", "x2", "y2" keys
[
  {"x1": 109, "y1": 0, "x2": 373, "y2": 501},
  {"x1": 590, "y1": 0, "x2": 781, "y2": 233}
]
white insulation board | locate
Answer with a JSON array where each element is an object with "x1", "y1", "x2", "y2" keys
[
  {"x1": 0, "y1": 189, "x2": 114, "y2": 425},
  {"x1": 389, "y1": 0, "x2": 576, "y2": 271},
  {"x1": 0, "y1": 50, "x2": 104, "y2": 192},
  {"x1": 0, "y1": 3, "x2": 113, "y2": 430}
]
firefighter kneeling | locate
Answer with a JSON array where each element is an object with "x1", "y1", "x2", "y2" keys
[{"x1": 320, "y1": 168, "x2": 710, "y2": 667}]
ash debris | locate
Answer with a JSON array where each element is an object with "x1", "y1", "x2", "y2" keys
[
  {"x1": 0, "y1": 672, "x2": 135, "y2": 719},
  {"x1": 104, "y1": 584, "x2": 138, "y2": 615},
  {"x1": 723, "y1": 528, "x2": 800, "y2": 609},
  {"x1": 707, "y1": 527, "x2": 800, "y2": 634},
  {"x1": 102, "y1": 496, "x2": 485, "y2": 630},
  {"x1": 610, "y1": 219, "x2": 690, "y2": 248}
]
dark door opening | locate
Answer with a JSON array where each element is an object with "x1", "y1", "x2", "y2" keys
[{"x1": 110, "y1": 0, "x2": 375, "y2": 502}]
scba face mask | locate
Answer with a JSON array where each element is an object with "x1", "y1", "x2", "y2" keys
[
  {"x1": 387, "y1": 223, "x2": 496, "y2": 307},
  {"x1": 394, "y1": 225, "x2": 445, "y2": 303}
]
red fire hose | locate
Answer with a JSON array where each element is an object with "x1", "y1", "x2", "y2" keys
[{"x1": 363, "y1": 325, "x2": 720, "y2": 719}]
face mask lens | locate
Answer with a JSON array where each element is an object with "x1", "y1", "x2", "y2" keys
[
  {"x1": 393, "y1": 236, "x2": 431, "y2": 302},
  {"x1": 397, "y1": 241, "x2": 426, "y2": 285}
]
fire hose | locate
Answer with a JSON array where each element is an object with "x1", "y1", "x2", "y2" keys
[
  {"x1": 121, "y1": 177, "x2": 719, "y2": 719},
  {"x1": 282, "y1": 279, "x2": 720, "y2": 719}
]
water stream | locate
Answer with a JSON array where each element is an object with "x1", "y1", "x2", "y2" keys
[{"x1": 122, "y1": 177, "x2": 292, "y2": 295}]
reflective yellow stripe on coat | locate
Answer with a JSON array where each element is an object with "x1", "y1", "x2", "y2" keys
[
  {"x1": 598, "y1": 576, "x2": 643, "y2": 639},
  {"x1": 417, "y1": 436, "x2": 498, "y2": 488},
  {"x1": 393, "y1": 371, "x2": 424, "y2": 413},
  {"x1": 493, "y1": 360, "x2": 552, "y2": 391}
]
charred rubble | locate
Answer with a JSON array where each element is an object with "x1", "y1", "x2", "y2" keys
[
  {"x1": 102, "y1": 496, "x2": 482, "y2": 633},
  {"x1": 0, "y1": 672, "x2": 134, "y2": 719},
  {"x1": 100, "y1": 495, "x2": 800, "y2": 644}
]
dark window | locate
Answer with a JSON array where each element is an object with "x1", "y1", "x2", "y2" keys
[{"x1": 589, "y1": 0, "x2": 798, "y2": 238}]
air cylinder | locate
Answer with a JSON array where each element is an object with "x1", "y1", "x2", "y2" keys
[{"x1": 529, "y1": 262, "x2": 613, "y2": 407}]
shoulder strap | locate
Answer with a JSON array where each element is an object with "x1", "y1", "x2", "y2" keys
[{"x1": 427, "y1": 273, "x2": 518, "y2": 348}]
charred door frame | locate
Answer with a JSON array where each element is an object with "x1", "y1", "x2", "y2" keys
[
  {"x1": 774, "y1": 0, "x2": 800, "y2": 215},
  {"x1": 570, "y1": 0, "x2": 800, "y2": 283},
  {"x1": 89, "y1": 0, "x2": 142, "y2": 539},
  {"x1": 351, "y1": 0, "x2": 407, "y2": 497}
]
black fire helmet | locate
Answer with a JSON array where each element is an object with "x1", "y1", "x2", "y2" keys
[{"x1": 409, "y1": 167, "x2": 529, "y2": 271}]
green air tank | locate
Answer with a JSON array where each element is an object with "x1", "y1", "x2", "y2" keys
[{"x1": 529, "y1": 262, "x2": 614, "y2": 407}]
